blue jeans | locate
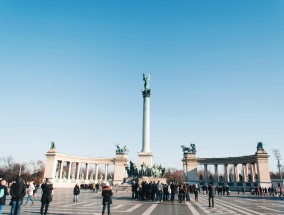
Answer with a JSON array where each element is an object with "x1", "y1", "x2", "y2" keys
[
  {"x1": 25, "y1": 195, "x2": 34, "y2": 204},
  {"x1": 0, "y1": 204, "x2": 4, "y2": 215},
  {"x1": 10, "y1": 200, "x2": 22, "y2": 215}
]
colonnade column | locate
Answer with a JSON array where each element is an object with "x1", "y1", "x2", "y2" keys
[
  {"x1": 85, "y1": 163, "x2": 89, "y2": 180},
  {"x1": 67, "y1": 162, "x2": 72, "y2": 179},
  {"x1": 214, "y1": 164, "x2": 218, "y2": 182},
  {"x1": 204, "y1": 164, "x2": 208, "y2": 183},
  {"x1": 104, "y1": 164, "x2": 108, "y2": 180},
  {"x1": 95, "y1": 164, "x2": 99, "y2": 181},
  {"x1": 234, "y1": 164, "x2": 239, "y2": 182},
  {"x1": 59, "y1": 161, "x2": 64, "y2": 179},
  {"x1": 243, "y1": 163, "x2": 248, "y2": 182},
  {"x1": 76, "y1": 162, "x2": 81, "y2": 180},
  {"x1": 224, "y1": 164, "x2": 228, "y2": 182}
]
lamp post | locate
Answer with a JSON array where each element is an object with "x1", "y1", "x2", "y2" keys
[{"x1": 272, "y1": 149, "x2": 282, "y2": 179}]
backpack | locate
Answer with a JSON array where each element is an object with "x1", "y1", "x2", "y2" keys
[{"x1": 0, "y1": 188, "x2": 4, "y2": 198}]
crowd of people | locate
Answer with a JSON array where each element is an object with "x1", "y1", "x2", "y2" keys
[
  {"x1": 0, "y1": 175, "x2": 53, "y2": 215},
  {"x1": 131, "y1": 181, "x2": 200, "y2": 203},
  {"x1": 1, "y1": 173, "x2": 283, "y2": 215}
]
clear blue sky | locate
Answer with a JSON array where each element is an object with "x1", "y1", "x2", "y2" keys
[{"x1": 1, "y1": 0, "x2": 283, "y2": 172}]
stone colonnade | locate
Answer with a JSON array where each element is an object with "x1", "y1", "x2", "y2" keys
[
  {"x1": 44, "y1": 148, "x2": 128, "y2": 187},
  {"x1": 182, "y1": 148, "x2": 271, "y2": 188}
]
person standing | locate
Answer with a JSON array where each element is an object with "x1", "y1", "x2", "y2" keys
[
  {"x1": 0, "y1": 179, "x2": 9, "y2": 215},
  {"x1": 40, "y1": 178, "x2": 53, "y2": 215},
  {"x1": 170, "y1": 182, "x2": 176, "y2": 202},
  {"x1": 10, "y1": 176, "x2": 26, "y2": 215},
  {"x1": 102, "y1": 182, "x2": 113, "y2": 215},
  {"x1": 208, "y1": 184, "x2": 215, "y2": 207},
  {"x1": 23, "y1": 181, "x2": 35, "y2": 206},
  {"x1": 73, "y1": 184, "x2": 80, "y2": 202},
  {"x1": 194, "y1": 184, "x2": 199, "y2": 202}
]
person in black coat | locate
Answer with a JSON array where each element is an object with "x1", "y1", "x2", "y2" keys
[
  {"x1": 73, "y1": 184, "x2": 80, "y2": 202},
  {"x1": 208, "y1": 184, "x2": 216, "y2": 207},
  {"x1": 10, "y1": 176, "x2": 26, "y2": 215},
  {"x1": 102, "y1": 182, "x2": 113, "y2": 215},
  {"x1": 0, "y1": 179, "x2": 9, "y2": 214},
  {"x1": 40, "y1": 178, "x2": 53, "y2": 215}
]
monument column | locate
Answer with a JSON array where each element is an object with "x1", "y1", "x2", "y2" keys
[{"x1": 138, "y1": 73, "x2": 153, "y2": 167}]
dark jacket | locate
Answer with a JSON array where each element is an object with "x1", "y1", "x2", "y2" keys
[
  {"x1": 102, "y1": 186, "x2": 113, "y2": 205},
  {"x1": 41, "y1": 182, "x2": 53, "y2": 203},
  {"x1": 73, "y1": 186, "x2": 80, "y2": 195},
  {"x1": 10, "y1": 179, "x2": 26, "y2": 201},
  {"x1": 0, "y1": 185, "x2": 9, "y2": 205},
  {"x1": 208, "y1": 185, "x2": 216, "y2": 197}
]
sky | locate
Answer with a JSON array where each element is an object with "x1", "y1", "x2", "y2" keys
[{"x1": 0, "y1": 0, "x2": 284, "y2": 173}]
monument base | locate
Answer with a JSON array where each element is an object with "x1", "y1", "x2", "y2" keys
[{"x1": 138, "y1": 152, "x2": 153, "y2": 168}]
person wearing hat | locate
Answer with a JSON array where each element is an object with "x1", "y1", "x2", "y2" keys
[{"x1": 102, "y1": 182, "x2": 113, "y2": 215}]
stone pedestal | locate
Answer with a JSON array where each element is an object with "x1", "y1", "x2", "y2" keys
[
  {"x1": 113, "y1": 153, "x2": 129, "y2": 185},
  {"x1": 182, "y1": 153, "x2": 198, "y2": 185},
  {"x1": 138, "y1": 152, "x2": 153, "y2": 168},
  {"x1": 255, "y1": 149, "x2": 271, "y2": 187},
  {"x1": 44, "y1": 149, "x2": 58, "y2": 180}
]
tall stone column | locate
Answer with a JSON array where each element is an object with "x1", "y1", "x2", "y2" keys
[{"x1": 138, "y1": 74, "x2": 153, "y2": 168}]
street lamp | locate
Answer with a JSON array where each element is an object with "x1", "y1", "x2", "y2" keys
[{"x1": 272, "y1": 149, "x2": 282, "y2": 179}]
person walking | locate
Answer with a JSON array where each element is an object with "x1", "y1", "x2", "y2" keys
[
  {"x1": 102, "y1": 182, "x2": 113, "y2": 215},
  {"x1": 10, "y1": 176, "x2": 26, "y2": 215},
  {"x1": 40, "y1": 178, "x2": 53, "y2": 215},
  {"x1": 23, "y1": 181, "x2": 35, "y2": 206},
  {"x1": 73, "y1": 184, "x2": 80, "y2": 202},
  {"x1": 208, "y1": 184, "x2": 215, "y2": 207},
  {"x1": 0, "y1": 179, "x2": 9, "y2": 215}
]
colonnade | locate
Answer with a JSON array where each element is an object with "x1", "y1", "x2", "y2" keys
[
  {"x1": 198, "y1": 162, "x2": 258, "y2": 183},
  {"x1": 55, "y1": 160, "x2": 112, "y2": 181},
  {"x1": 182, "y1": 147, "x2": 271, "y2": 188}
]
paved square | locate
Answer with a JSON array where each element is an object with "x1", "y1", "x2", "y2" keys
[{"x1": 2, "y1": 189, "x2": 284, "y2": 214}]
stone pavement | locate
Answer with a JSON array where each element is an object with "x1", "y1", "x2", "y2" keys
[{"x1": 2, "y1": 189, "x2": 284, "y2": 214}]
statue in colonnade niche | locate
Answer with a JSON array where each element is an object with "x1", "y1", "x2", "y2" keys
[{"x1": 99, "y1": 173, "x2": 103, "y2": 180}]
